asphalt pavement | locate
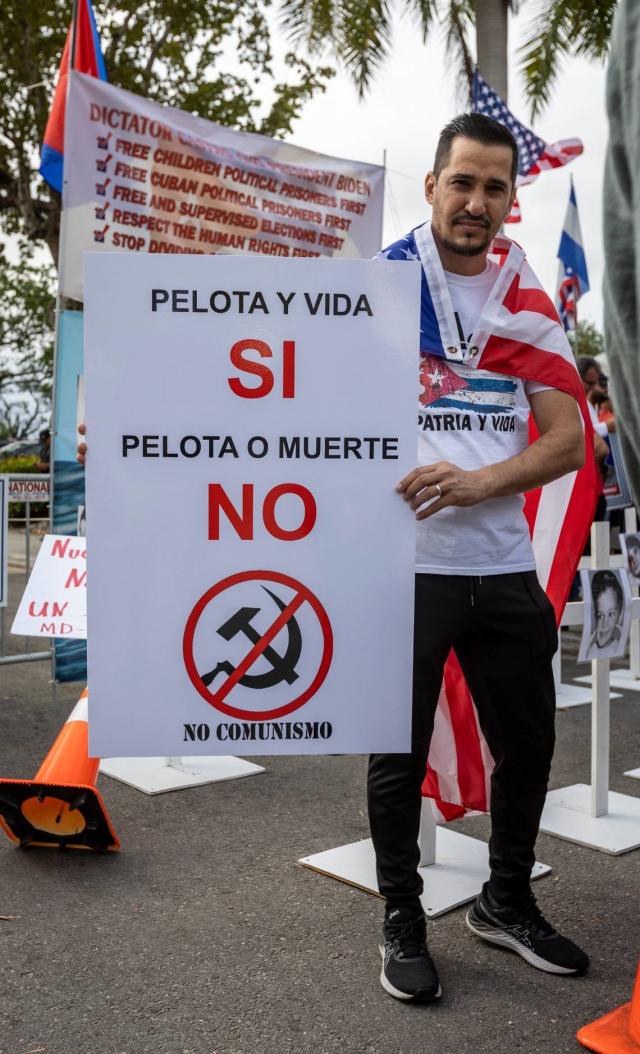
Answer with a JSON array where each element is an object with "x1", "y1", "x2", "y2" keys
[{"x1": 1, "y1": 613, "x2": 640, "y2": 1054}]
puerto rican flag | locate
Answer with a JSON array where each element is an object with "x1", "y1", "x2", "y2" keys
[
  {"x1": 556, "y1": 177, "x2": 590, "y2": 331},
  {"x1": 39, "y1": 0, "x2": 107, "y2": 193},
  {"x1": 472, "y1": 71, "x2": 583, "y2": 224},
  {"x1": 379, "y1": 222, "x2": 598, "y2": 818}
]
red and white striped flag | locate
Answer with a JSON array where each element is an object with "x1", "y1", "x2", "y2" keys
[{"x1": 504, "y1": 194, "x2": 521, "y2": 224}]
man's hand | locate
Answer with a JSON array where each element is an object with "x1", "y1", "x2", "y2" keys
[
  {"x1": 77, "y1": 422, "x2": 87, "y2": 466},
  {"x1": 397, "y1": 390, "x2": 585, "y2": 521},
  {"x1": 396, "y1": 461, "x2": 490, "y2": 521}
]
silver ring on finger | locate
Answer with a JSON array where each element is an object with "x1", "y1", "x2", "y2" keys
[{"x1": 434, "y1": 482, "x2": 442, "y2": 496}]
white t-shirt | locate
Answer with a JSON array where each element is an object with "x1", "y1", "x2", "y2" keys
[
  {"x1": 415, "y1": 261, "x2": 551, "y2": 575},
  {"x1": 587, "y1": 399, "x2": 608, "y2": 438}
]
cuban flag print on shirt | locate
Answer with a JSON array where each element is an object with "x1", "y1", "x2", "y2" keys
[
  {"x1": 378, "y1": 222, "x2": 598, "y2": 818},
  {"x1": 420, "y1": 356, "x2": 519, "y2": 414},
  {"x1": 556, "y1": 177, "x2": 590, "y2": 331},
  {"x1": 39, "y1": 0, "x2": 107, "y2": 193}
]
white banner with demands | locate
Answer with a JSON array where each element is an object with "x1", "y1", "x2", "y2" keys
[
  {"x1": 85, "y1": 254, "x2": 419, "y2": 756},
  {"x1": 61, "y1": 73, "x2": 384, "y2": 301},
  {"x1": 11, "y1": 535, "x2": 87, "y2": 637}
]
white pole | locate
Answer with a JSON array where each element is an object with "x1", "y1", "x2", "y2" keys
[
  {"x1": 552, "y1": 634, "x2": 562, "y2": 693},
  {"x1": 418, "y1": 797, "x2": 437, "y2": 867},
  {"x1": 590, "y1": 521, "x2": 611, "y2": 817}
]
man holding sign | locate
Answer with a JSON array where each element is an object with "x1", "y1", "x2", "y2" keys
[
  {"x1": 371, "y1": 113, "x2": 593, "y2": 1003},
  {"x1": 78, "y1": 111, "x2": 595, "y2": 1006}
]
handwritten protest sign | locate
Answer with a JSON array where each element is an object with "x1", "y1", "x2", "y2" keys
[
  {"x1": 11, "y1": 535, "x2": 87, "y2": 638},
  {"x1": 0, "y1": 478, "x2": 7, "y2": 608}
]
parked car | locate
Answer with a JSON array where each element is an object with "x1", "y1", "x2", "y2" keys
[{"x1": 0, "y1": 436, "x2": 42, "y2": 459}]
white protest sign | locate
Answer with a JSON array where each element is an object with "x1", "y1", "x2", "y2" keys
[
  {"x1": 0, "y1": 477, "x2": 7, "y2": 608},
  {"x1": 11, "y1": 535, "x2": 87, "y2": 638},
  {"x1": 85, "y1": 254, "x2": 419, "y2": 757},
  {"x1": 8, "y1": 477, "x2": 50, "y2": 502},
  {"x1": 61, "y1": 73, "x2": 384, "y2": 301}
]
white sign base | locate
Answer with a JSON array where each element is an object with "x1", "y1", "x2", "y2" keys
[
  {"x1": 99, "y1": 755, "x2": 264, "y2": 795},
  {"x1": 555, "y1": 682, "x2": 607, "y2": 710},
  {"x1": 574, "y1": 670, "x2": 640, "y2": 693},
  {"x1": 539, "y1": 783, "x2": 640, "y2": 854},
  {"x1": 299, "y1": 833, "x2": 550, "y2": 919}
]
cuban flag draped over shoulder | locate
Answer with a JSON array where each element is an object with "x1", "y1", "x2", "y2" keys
[
  {"x1": 39, "y1": 0, "x2": 107, "y2": 193},
  {"x1": 378, "y1": 222, "x2": 598, "y2": 818},
  {"x1": 556, "y1": 177, "x2": 590, "y2": 331},
  {"x1": 472, "y1": 70, "x2": 583, "y2": 224}
]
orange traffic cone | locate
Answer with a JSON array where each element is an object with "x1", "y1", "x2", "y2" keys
[
  {"x1": 577, "y1": 963, "x2": 640, "y2": 1053},
  {"x1": 0, "y1": 688, "x2": 120, "y2": 852}
]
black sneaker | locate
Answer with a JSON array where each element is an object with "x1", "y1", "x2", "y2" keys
[
  {"x1": 379, "y1": 906, "x2": 442, "y2": 1002},
  {"x1": 466, "y1": 884, "x2": 589, "y2": 975}
]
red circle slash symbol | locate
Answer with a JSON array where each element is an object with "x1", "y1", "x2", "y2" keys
[{"x1": 183, "y1": 570, "x2": 333, "y2": 721}]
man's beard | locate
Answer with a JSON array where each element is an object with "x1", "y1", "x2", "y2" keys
[
  {"x1": 437, "y1": 227, "x2": 493, "y2": 257},
  {"x1": 432, "y1": 213, "x2": 495, "y2": 257}
]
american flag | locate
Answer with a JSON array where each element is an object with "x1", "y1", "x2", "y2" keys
[
  {"x1": 379, "y1": 222, "x2": 598, "y2": 818},
  {"x1": 472, "y1": 71, "x2": 583, "y2": 223},
  {"x1": 504, "y1": 194, "x2": 521, "y2": 224}
]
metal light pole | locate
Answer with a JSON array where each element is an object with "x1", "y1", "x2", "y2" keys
[{"x1": 474, "y1": 0, "x2": 510, "y2": 100}]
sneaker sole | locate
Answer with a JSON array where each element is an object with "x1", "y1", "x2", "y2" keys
[
  {"x1": 465, "y1": 911, "x2": 582, "y2": 975},
  {"x1": 378, "y1": 945, "x2": 442, "y2": 1002}
]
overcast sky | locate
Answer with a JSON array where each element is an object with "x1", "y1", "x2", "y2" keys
[{"x1": 280, "y1": 9, "x2": 609, "y2": 329}]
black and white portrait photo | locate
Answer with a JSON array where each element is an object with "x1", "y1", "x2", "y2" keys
[
  {"x1": 620, "y1": 533, "x2": 640, "y2": 583},
  {"x1": 578, "y1": 568, "x2": 633, "y2": 663}
]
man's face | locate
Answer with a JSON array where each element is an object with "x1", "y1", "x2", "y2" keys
[
  {"x1": 595, "y1": 586, "x2": 622, "y2": 648},
  {"x1": 425, "y1": 137, "x2": 516, "y2": 259},
  {"x1": 581, "y1": 366, "x2": 606, "y2": 402},
  {"x1": 628, "y1": 542, "x2": 640, "y2": 578}
]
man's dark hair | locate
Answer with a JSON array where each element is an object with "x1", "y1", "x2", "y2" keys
[
  {"x1": 576, "y1": 355, "x2": 601, "y2": 379},
  {"x1": 433, "y1": 112, "x2": 518, "y2": 187},
  {"x1": 591, "y1": 570, "x2": 624, "y2": 612}
]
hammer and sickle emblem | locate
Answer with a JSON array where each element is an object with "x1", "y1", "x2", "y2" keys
[{"x1": 201, "y1": 587, "x2": 302, "y2": 691}]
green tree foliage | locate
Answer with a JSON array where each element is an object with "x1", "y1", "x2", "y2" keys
[
  {"x1": 280, "y1": 0, "x2": 617, "y2": 108},
  {"x1": 281, "y1": 0, "x2": 473, "y2": 98},
  {"x1": 0, "y1": 256, "x2": 56, "y2": 438},
  {"x1": 519, "y1": 0, "x2": 617, "y2": 118},
  {"x1": 0, "y1": 0, "x2": 333, "y2": 261},
  {"x1": 567, "y1": 319, "x2": 605, "y2": 361}
]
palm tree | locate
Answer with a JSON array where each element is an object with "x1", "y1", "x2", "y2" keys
[{"x1": 280, "y1": 0, "x2": 617, "y2": 113}]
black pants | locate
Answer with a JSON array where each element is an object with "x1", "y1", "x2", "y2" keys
[{"x1": 368, "y1": 572, "x2": 558, "y2": 909}]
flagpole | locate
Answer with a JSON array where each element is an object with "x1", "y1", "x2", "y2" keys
[
  {"x1": 70, "y1": 0, "x2": 80, "y2": 71},
  {"x1": 49, "y1": 0, "x2": 81, "y2": 688}
]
